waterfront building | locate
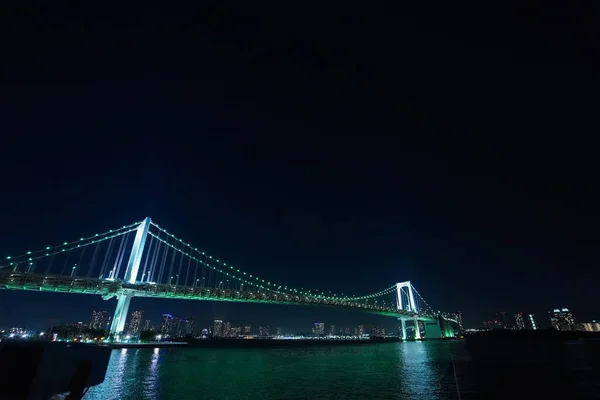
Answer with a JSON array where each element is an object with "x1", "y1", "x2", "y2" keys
[
  {"x1": 549, "y1": 308, "x2": 575, "y2": 331},
  {"x1": 89, "y1": 310, "x2": 108, "y2": 330},
  {"x1": 128, "y1": 310, "x2": 143, "y2": 336},
  {"x1": 258, "y1": 325, "x2": 269, "y2": 336},
  {"x1": 577, "y1": 321, "x2": 600, "y2": 332},
  {"x1": 514, "y1": 313, "x2": 525, "y2": 330},
  {"x1": 358, "y1": 325, "x2": 365, "y2": 336},
  {"x1": 161, "y1": 314, "x2": 174, "y2": 336},
  {"x1": 213, "y1": 319, "x2": 224, "y2": 338},
  {"x1": 314, "y1": 322, "x2": 325, "y2": 336},
  {"x1": 526, "y1": 314, "x2": 538, "y2": 330}
]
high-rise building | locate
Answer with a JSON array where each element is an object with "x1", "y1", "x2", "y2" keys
[
  {"x1": 90, "y1": 311, "x2": 108, "y2": 330},
  {"x1": 231, "y1": 326, "x2": 241, "y2": 337},
  {"x1": 549, "y1": 308, "x2": 574, "y2": 331},
  {"x1": 258, "y1": 326, "x2": 269, "y2": 336},
  {"x1": 329, "y1": 325, "x2": 336, "y2": 336},
  {"x1": 578, "y1": 321, "x2": 600, "y2": 332},
  {"x1": 492, "y1": 312, "x2": 506, "y2": 329},
  {"x1": 223, "y1": 322, "x2": 232, "y2": 338},
  {"x1": 314, "y1": 322, "x2": 325, "y2": 336},
  {"x1": 243, "y1": 326, "x2": 251, "y2": 334},
  {"x1": 276, "y1": 327, "x2": 282, "y2": 337},
  {"x1": 526, "y1": 314, "x2": 537, "y2": 330},
  {"x1": 514, "y1": 313, "x2": 525, "y2": 330},
  {"x1": 128, "y1": 310, "x2": 143, "y2": 336},
  {"x1": 184, "y1": 318, "x2": 195, "y2": 335},
  {"x1": 213, "y1": 320, "x2": 224, "y2": 338},
  {"x1": 161, "y1": 314, "x2": 174, "y2": 336},
  {"x1": 358, "y1": 325, "x2": 365, "y2": 336},
  {"x1": 451, "y1": 312, "x2": 464, "y2": 333},
  {"x1": 143, "y1": 320, "x2": 151, "y2": 331}
]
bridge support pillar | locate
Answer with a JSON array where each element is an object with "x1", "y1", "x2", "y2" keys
[
  {"x1": 424, "y1": 320, "x2": 443, "y2": 339},
  {"x1": 399, "y1": 318, "x2": 407, "y2": 340},
  {"x1": 109, "y1": 292, "x2": 132, "y2": 339},
  {"x1": 413, "y1": 316, "x2": 421, "y2": 340},
  {"x1": 107, "y1": 217, "x2": 151, "y2": 340},
  {"x1": 439, "y1": 316, "x2": 456, "y2": 338}
]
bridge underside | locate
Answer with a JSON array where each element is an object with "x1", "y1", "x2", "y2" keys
[{"x1": 0, "y1": 272, "x2": 438, "y2": 322}]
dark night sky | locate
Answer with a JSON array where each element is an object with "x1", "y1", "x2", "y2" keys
[{"x1": 1, "y1": 4, "x2": 598, "y2": 331}]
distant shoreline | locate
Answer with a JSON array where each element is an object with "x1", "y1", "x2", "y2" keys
[{"x1": 107, "y1": 337, "x2": 410, "y2": 349}]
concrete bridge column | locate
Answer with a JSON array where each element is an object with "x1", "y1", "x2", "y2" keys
[
  {"x1": 109, "y1": 292, "x2": 132, "y2": 339},
  {"x1": 413, "y1": 316, "x2": 421, "y2": 340},
  {"x1": 108, "y1": 217, "x2": 151, "y2": 339},
  {"x1": 400, "y1": 318, "x2": 407, "y2": 340}
]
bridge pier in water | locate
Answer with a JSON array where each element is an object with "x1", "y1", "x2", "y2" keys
[
  {"x1": 107, "y1": 217, "x2": 151, "y2": 340},
  {"x1": 109, "y1": 293, "x2": 133, "y2": 340}
]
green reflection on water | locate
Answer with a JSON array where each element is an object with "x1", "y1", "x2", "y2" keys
[{"x1": 85, "y1": 342, "x2": 464, "y2": 400}]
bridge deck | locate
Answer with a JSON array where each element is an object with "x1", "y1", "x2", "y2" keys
[{"x1": 0, "y1": 272, "x2": 438, "y2": 321}]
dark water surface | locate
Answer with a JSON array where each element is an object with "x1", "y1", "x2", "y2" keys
[{"x1": 85, "y1": 341, "x2": 466, "y2": 400}]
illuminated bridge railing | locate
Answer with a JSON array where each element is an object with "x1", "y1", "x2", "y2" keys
[{"x1": 0, "y1": 271, "x2": 440, "y2": 320}]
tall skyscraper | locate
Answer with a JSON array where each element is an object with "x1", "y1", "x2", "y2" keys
[
  {"x1": 161, "y1": 314, "x2": 174, "y2": 336},
  {"x1": 276, "y1": 327, "x2": 282, "y2": 337},
  {"x1": 230, "y1": 326, "x2": 241, "y2": 337},
  {"x1": 143, "y1": 320, "x2": 151, "y2": 331},
  {"x1": 129, "y1": 310, "x2": 143, "y2": 336},
  {"x1": 493, "y1": 312, "x2": 506, "y2": 329},
  {"x1": 514, "y1": 313, "x2": 525, "y2": 330},
  {"x1": 213, "y1": 319, "x2": 224, "y2": 338},
  {"x1": 451, "y1": 312, "x2": 464, "y2": 333},
  {"x1": 243, "y1": 326, "x2": 251, "y2": 334},
  {"x1": 578, "y1": 321, "x2": 600, "y2": 332},
  {"x1": 329, "y1": 325, "x2": 336, "y2": 336},
  {"x1": 184, "y1": 318, "x2": 195, "y2": 335},
  {"x1": 358, "y1": 325, "x2": 365, "y2": 336},
  {"x1": 223, "y1": 322, "x2": 232, "y2": 338},
  {"x1": 90, "y1": 311, "x2": 108, "y2": 330},
  {"x1": 258, "y1": 326, "x2": 269, "y2": 336},
  {"x1": 549, "y1": 308, "x2": 574, "y2": 331},
  {"x1": 526, "y1": 314, "x2": 538, "y2": 330},
  {"x1": 314, "y1": 322, "x2": 325, "y2": 336}
]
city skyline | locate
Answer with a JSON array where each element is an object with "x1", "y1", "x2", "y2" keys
[{"x1": 1, "y1": 3, "x2": 597, "y2": 332}]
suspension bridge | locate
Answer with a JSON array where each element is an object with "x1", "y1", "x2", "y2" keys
[{"x1": 0, "y1": 218, "x2": 459, "y2": 340}]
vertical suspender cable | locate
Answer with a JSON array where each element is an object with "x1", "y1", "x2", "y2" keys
[
  {"x1": 44, "y1": 254, "x2": 55, "y2": 275},
  {"x1": 175, "y1": 250, "x2": 184, "y2": 286},
  {"x1": 192, "y1": 259, "x2": 198, "y2": 288},
  {"x1": 157, "y1": 236, "x2": 170, "y2": 284},
  {"x1": 99, "y1": 237, "x2": 115, "y2": 279},
  {"x1": 140, "y1": 236, "x2": 155, "y2": 282},
  {"x1": 148, "y1": 237, "x2": 161, "y2": 283},
  {"x1": 109, "y1": 234, "x2": 127, "y2": 279},
  {"x1": 113, "y1": 232, "x2": 130, "y2": 279},
  {"x1": 87, "y1": 241, "x2": 102, "y2": 278},
  {"x1": 184, "y1": 256, "x2": 191, "y2": 288},
  {"x1": 60, "y1": 252, "x2": 72, "y2": 277},
  {"x1": 72, "y1": 246, "x2": 87, "y2": 277},
  {"x1": 207, "y1": 262, "x2": 213, "y2": 289},
  {"x1": 166, "y1": 242, "x2": 177, "y2": 285}
]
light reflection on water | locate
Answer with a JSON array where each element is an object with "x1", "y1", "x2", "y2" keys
[{"x1": 85, "y1": 342, "x2": 463, "y2": 400}]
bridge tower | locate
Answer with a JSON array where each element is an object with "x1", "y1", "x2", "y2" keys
[
  {"x1": 396, "y1": 281, "x2": 421, "y2": 340},
  {"x1": 107, "y1": 217, "x2": 151, "y2": 339}
]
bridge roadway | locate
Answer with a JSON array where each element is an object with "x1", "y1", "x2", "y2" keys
[{"x1": 0, "y1": 271, "x2": 437, "y2": 321}]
